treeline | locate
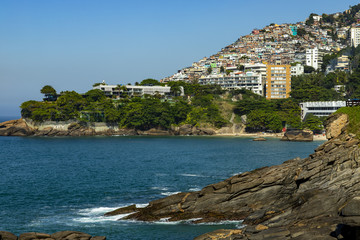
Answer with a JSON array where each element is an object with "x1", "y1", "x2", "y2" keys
[
  {"x1": 233, "y1": 97, "x2": 323, "y2": 132},
  {"x1": 21, "y1": 83, "x2": 228, "y2": 130}
]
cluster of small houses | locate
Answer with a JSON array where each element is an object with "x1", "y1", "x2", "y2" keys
[{"x1": 95, "y1": 11, "x2": 360, "y2": 122}]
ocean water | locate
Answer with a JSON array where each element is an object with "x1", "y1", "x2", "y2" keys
[{"x1": 0, "y1": 117, "x2": 325, "y2": 239}]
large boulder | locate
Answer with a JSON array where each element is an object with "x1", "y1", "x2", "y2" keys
[
  {"x1": 18, "y1": 232, "x2": 52, "y2": 240},
  {"x1": 50, "y1": 231, "x2": 92, "y2": 240},
  {"x1": 138, "y1": 128, "x2": 172, "y2": 136},
  {"x1": 0, "y1": 231, "x2": 18, "y2": 240},
  {"x1": 281, "y1": 129, "x2": 313, "y2": 142},
  {"x1": 178, "y1": 124, "x2": 193, "y2": 135},
  {"x1": 325, "y1": 113, "x2": 349, "y2": 140},
  {"x1": 0, "y1": 119, "x2": 34, "y2": 136}
]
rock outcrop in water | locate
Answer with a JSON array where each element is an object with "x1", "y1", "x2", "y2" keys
[
  {"x1": 0, "y1": 231, "x2": 105, "y2": 240},
  {"x1": 281, "y1": 129, "x2": 313, "y2": 142},
  {"x1": 106, "y1": 113, "x2": 360, "y2": 239}
]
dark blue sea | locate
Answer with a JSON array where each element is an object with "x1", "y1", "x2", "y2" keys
[{"x1": 0, "y1": 116, "x2": 325, "y2": 239}]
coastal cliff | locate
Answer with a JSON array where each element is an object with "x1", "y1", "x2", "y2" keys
[{"x1": 105, "y1": 113, "x2": 360, "y2": 239}]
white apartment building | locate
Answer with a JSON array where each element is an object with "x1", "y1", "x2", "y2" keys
[
  {"x1": 300, "y1": 101, "x2": 346, "y2": 120},
  {"x1": 351, "y1": 27, "x2": 360, "y2": 48},
  {"x1": 93, "y1": 83, "x2": 184, "y2": 98},
  {"x1": 198, "y1": 71, "x2": 263, "y2": 95},
  {"x1": 306, "y1": 48, "x2": 319, "y2": 70},
  {"x1": 291, "y1": 64, "x2": 304, "y2": 76},
  {"x1": 244, "y1": 63, "x2": 267, "y2": 79}
]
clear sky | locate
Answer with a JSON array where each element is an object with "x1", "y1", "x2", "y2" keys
[{"x1": 0, "y1": 0, "x2": 359, "y2": 117}]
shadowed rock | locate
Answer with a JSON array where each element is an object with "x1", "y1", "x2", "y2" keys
[{"x1": 0, "y1": 231, "x2": 18, "y2": 240}]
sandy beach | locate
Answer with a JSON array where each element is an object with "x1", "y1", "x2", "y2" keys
[{"x1": 215, "y1": 132, "x2": 328, "y2": 141}]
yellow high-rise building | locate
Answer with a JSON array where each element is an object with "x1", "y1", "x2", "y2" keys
[{"x1": 266, "y1": 65, "x2": 291, "y2": 99}]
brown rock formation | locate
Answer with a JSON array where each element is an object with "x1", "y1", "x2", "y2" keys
[
  {"x1": 105, "y1": 113, "x2": 360, "y2": 239},
  {"x1": 0, "y1": 119, "x2": 217, "y2": 137},
  {"x1": 0, "y1": 119, "x2": 34, "y2": 136},
  {"x1": 253, "y1": 137, "x2": 267, "y2": 141},
  {"x1": 0, "y1": 231, "x2": 17, "y2": 240},
  {"x1": 0, "y1": 231, "x2": 105, "y2": 240},
  {"x1": 281, "y1": 129, "x2": 313, "y2": 142}
]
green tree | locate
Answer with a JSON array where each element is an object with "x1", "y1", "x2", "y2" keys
[
  {"x1": 140, "y1": 78, "x2": 162, "y2": 86},
  {"x1": 297, "y1": 28, "x2": 306, "y2": 37},
  {"x1": 85, "y1": 89, "x2": 106, "y2": 102},
  {"x1": 304, "y1": 65, "x2": 316, "y2": 73},
  {"x1": 41, "y1": 85, "x2": 56, "y2": 95},
  {"x1": 305, "y1": 14, "x2": 316, "y2": 26},
  {"x1": 303, "y1": 114, "x2": 323, "y2": 131},
  {"x1": 40, "y1": 85, "x2": 57, "y2": 101},
  {"x1": 237, "y1": 65, "x2": 245, "y2": 71},
  {"x1": 170, "y1": 85, "x2": 182, "y2": 96},
  {"x1": 56, "y1": 91, "x2": 86, "y2": 120}
]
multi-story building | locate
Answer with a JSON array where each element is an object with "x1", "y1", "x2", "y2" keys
[
  {"x1": 266, "y1": 64, "x2": 291, "y2": 99},
  {"x1": 351, "y1": 26, "x2": 360, "y2": 48},
  {"x1": 335, "y1": 55, "x2": 350, "y2": 72},
  {"x1": 198, "y1": 71, "x2": 263, "y2": 95},
  {"x1": 300, "y1": 101, "x2": 346, "y2": 120},
  {"x1": 306, "y1": 47, "x2": 320, "y2": 70},
  {"x1": 244, "y1": 63, "x2": 267, "y2": 78},
  {"x1": 93, "y1": 83, "x2": 184, "y2": 98},
  {"x1": 291, "y1": 63, "x2": 304, "y2": 76}
]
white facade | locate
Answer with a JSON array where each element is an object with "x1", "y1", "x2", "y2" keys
[
  {"x1": 306, "y1": 48, "x2": 319, "y2": 70},
  {"x1": 351, "y1": 27, "x2": 360, "y2": 48},
  {"x1": 244, "y1": 63, "x2": 267, "y2": 77},
  {"x1": 199, "y1": 71, "x2": 263, "y2": 95},
  {"x1": 300, "y1": 101, "x2": 346, "y2": 120},
  {"x1": 93, "y1": 84, "x2": 184, "y2": 97},
  {"x1": 168, "y1": 72, "x2": 189, "y2": 82},
  {"x1": 291, "y1": 64, "x2": 304, "y2": 76}
]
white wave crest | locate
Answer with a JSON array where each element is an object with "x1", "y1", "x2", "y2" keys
[
  {"x1": 136, "y1": 203, "x2": 149, "y2": 208},
  {"x1": 151, "y1": 187, "x2": 169, "y2": 191},
  {"x1": 73, "y1": 215, "x2": 120, "y2": 223},
  {"x1": 179, "y1": 173, "x2": 207, "y2": 177},
  {"x1": 161, "y1": 191, "x2": 180, "y2": 196},
  {"x1": 198, "y1": 220, "x2": 244, "y2": 225},
  {"x1": 232, "y1": 172, "x2": 243, "y2": 176},
  {"x1": 189, "y1": 187, "x2": 201, "y2": 192},
  {"x1": 153, "y1": 218, "x2": 203, "y2": 225},
  {"x1": 78, "y1": 207, "x2": 121, "y2": 216}
]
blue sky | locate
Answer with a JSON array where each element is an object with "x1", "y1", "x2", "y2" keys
[{"x1": 0, "y1": 0, "x2": 359, "y2": 117}]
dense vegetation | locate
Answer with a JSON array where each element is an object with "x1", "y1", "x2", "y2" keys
[{"x1": 21, "y1": 81, "x2": 228, "y2": 130}]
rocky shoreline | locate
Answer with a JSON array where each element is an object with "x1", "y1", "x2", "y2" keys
[
  {"x1": 0, "y1": 119, "x2": 322, "y2": 141},
  {"x1": 104, "y1": 113, "x2": 360, "y2": 239},
  {"x1": 0, "y1": 231, "x2": 105, "y2": 240},
  {"x1": 0, "y1": 119, "x2": 224, "y2": 137}
]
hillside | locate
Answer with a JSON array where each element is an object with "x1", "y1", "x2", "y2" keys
[{"x1": 163, "y1": 3, "x2": 360, "y2": 83}]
